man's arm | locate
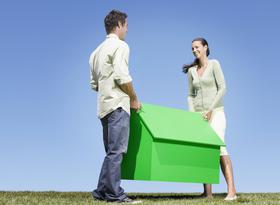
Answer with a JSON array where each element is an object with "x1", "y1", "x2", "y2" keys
[
  {"x1": 90, "y1": 77, "x2": 98, "y2": 92},
  {"x1": 113, "y1": 43, "x2": 141, "y2": 110},
  {"x1": 89, "y1": 52, "x2": 98, "y2": 92},
  {"x1": 119, "y1": 82, "x2": 141, "y2": 111}
]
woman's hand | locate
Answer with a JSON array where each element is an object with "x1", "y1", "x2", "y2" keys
[{"x1": 203, "y1": 110, "x2": 212, "y2": 121}]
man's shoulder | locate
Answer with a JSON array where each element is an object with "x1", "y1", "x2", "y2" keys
[
  {"x1": 99, "y1": 37, "x2": 129, "y2": 52},
  {"x1": 116, "y1": 39, "x2": 129, "y2": 50},
  {"x1": 89, "y1": 43, "x2": 104, "y2": 65},
  {"x1": 89, "y1": 37, "x2": 129, "y2": 60}
]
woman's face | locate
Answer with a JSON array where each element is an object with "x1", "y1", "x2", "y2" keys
[{"x1": 192, "y1": 40, "x2": 208, "y2": 59}]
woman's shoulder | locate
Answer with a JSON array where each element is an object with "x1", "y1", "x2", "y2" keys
[
  {"x1": 209, "y1": 59, "x2": 220, "y2": 65},
  {"x1": 209, "y1": 59, "x2": 222, "y2": 70},
  {"x1": 188, "y1": 65, "x2": 197, "y2": 73},
  {"x1": 187, "y1": 66, "x2": 196, "y2": 76}
]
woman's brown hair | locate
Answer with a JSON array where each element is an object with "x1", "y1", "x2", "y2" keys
[{"x1": 182, "y1": 38, "x2": 210, "y2": 73}]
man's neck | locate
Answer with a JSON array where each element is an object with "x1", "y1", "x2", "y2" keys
[{"x1": 109, "y1": 31, "x2": 121, "y2": 39}]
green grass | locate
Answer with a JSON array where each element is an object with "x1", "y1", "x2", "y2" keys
[{"x1": 0, "y1": 192, "x2": 279, "y2": 205}]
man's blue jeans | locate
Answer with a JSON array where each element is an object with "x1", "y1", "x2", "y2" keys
[{"x1": 93, "y1": 107, "x2": 130, "y2": 201}]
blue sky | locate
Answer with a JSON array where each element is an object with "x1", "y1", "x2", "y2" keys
[{"x1": 1, "y1": 0, "x2": 280, "y2": 193}]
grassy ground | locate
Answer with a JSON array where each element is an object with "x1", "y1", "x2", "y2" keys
[{"x1": 0, "y1": 192, "x2": 279, "y2": 205}]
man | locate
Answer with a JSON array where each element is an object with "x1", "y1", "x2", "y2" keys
[{"x1": 89, "y1": 10, "x2": 142, "y2": 203}]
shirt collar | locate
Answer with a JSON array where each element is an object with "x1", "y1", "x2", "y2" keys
[{"x1": 106, "y1": 33, "x2": 119, "y2": 39}]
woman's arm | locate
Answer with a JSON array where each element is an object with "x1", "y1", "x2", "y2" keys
[
  {"x1": 208, "y1": 60, "x2": 226, "y2": 111},
  {"x1": 188, "y1": 70, "x2": 195, "y2": 112}
]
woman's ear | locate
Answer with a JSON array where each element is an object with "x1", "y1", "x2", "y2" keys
[{"x1": 204, "y1": 45, "x2": 208, "y2": 51}]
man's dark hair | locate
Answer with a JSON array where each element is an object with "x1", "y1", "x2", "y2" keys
[{"x1": 104, "y1": 10, "x2": 127, "y2": 34}]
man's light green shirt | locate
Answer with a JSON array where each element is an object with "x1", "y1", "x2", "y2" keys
[{"x1": 89, "y1": 34, "x2": 132, "y2": 119}]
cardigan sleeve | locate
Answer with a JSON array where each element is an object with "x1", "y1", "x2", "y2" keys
[
  {"x1": 209, "y1": 60, "x2": 226, "y2": 111},
  {"x1": 187, "y1": 69, "x2": 195, "y2": 112}
]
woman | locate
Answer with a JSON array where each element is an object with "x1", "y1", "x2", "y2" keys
[{"x1": 183, "y1": 38, "x2": 237, "y2": 201}]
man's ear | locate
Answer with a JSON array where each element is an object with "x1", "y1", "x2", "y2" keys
[{"x1": 117, "y1": 21, "x2": 121, "y2": 28}]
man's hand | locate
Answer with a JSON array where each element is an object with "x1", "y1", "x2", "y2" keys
[
  {"x1": 119, "y1": 82, "x2": 141, "y2": 111},
  {"x1": 130, "y1": 100, "x2": 141, "y2": 112}
]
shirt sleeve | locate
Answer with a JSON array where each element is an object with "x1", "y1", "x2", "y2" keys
[
  {"x1": 113, "y1": 43, "x2": 133, "y2": 85},
  {"x1": 89, "y1": 54, "x2": 98, "y2": 91},
  {"x1": 90, "y1": 71, "x2": 98, "y2": 91},
  {"x1": 188, "y1": 70, "x2": 195, "y2": 112},
  {"x1": 209, "y1": 60, "x2": 226, "y2": 111}
]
